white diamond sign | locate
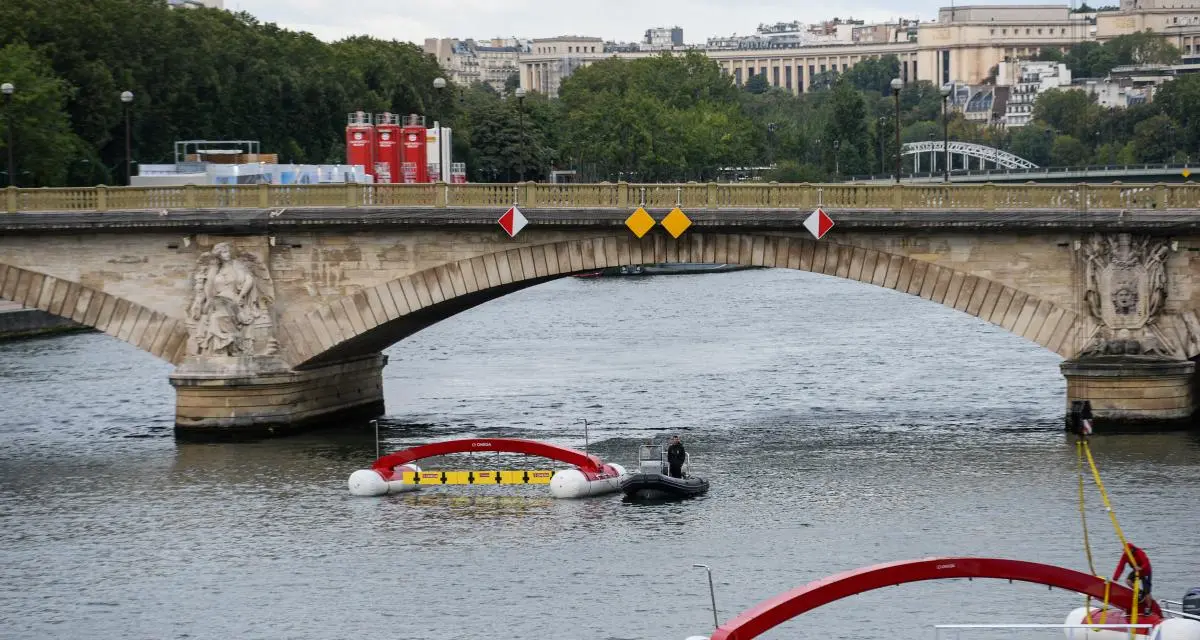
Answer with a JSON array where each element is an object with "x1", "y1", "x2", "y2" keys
[{"x1": 803, "y1": 208, "x2": 834, "y2": 240}]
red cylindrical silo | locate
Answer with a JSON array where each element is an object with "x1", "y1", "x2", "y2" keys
[
  {"x1": 373, "y1": 112, "x2": 401, "y2": 184},
  {"x1": 399, "y1": 114, "x2": 428, "y2": 184},
  {"x1": 346, "y1": 111, "x2": 375, "y2": 178}
]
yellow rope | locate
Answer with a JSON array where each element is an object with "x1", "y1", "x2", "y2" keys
[
  {"x1": 1101, "y1": 578, "x2": 1112, "y2": 625},
  {"x1": 1077, "y1": 440, "x2": 1099, "y2": 576},
  {"x1": 1077, "y1": 440, "x2": 1099, "y2": 613},
  {"x1": 1079, "y1": 436, "x2": 1146, "y2": 631},
  {"x1": 1130, "y1": 577, "x2": 1141, "y2": 639},
  {"x1": 1081, "y1": 439, "x2": 1136, "y2": 563}
]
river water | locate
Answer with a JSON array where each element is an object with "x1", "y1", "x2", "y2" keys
[{"x1": 0, "y1": 268, "x2": 1197, "y2": 640}]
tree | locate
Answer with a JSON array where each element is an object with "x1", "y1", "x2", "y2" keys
[
  {"x1": 0, "y1": 43, "x2": 84, "y2": 186},
  {"x1": 1033, "y1": 89, "x2": 1101, "y2": 143},
  {"x1": 503, "y1": 72, "x2": 520, "y2": 94},
  {"x1": 557, "y1": 53, "x2": 755, "y2": 181},
  {"x1": 1131, "y1": 114, "x2": 1177, "y2": 162},
  {"x1": 842, "y1": 55, "x2": 901, "y2": 96},
  {"x1": 825, "y1": 79, "x2": 871, "y2": 176},
  {"x1": 765, "y1": 160, "x2": 826, "y2": 182},
  {"x1": 1152, "y1": 74, "x2": 1200, "y2": 159},
  {"x1": 1108, "y1": 30, "x2": 1181, "y2": 66},
  {"x1": 1051, "y1": 134, "x2": 1090, "y2": 166},
  {"x1": 743, "y1": 73, "x2": 769, "y2": 95},
  {"x1": 1010, "y1": 123, "x2": 1055, "y2": 167}
]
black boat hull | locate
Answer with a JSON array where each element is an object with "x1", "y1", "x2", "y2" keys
[{"x1": 619, "y1": 473, "x2": 709, "y2": 500}]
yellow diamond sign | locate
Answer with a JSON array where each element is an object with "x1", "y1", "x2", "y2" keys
[
  {"x1": 1184, "y1": 168, "x2": 1192, "y2": 179},
  {"x1": 625, "y1": 207, "x2": 655, "y2": 238},
  {"x1": 661, "y1": 207, "x2": 692, "y2": 238}
]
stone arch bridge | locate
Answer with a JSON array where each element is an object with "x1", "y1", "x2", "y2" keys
[{"x1": 3, "y1": 182, "x2": 1200, "y2": 440}]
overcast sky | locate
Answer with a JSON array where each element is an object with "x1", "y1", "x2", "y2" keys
[{"x1": 228, "y1": 0, "x2": 1024, "y2": 46}]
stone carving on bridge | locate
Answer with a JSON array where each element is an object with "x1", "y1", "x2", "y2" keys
[
  {"x1": 186, "y1": 242, "x2": 279, "y2": 357},
  {"x1": 1078, "y1": 233, "x2": 1179, "y2": 358}
]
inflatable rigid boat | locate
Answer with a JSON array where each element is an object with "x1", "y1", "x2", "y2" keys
[{"x1": 619, "y1": 443, "x2": 709, "y2": 500}]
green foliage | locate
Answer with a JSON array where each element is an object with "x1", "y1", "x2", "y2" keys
[
  {"x1": 0, "y1": 42, "x2": 84, "y2": 186},
  {"x1": 743, "y1": 74, "x2": 770, "y2": 95},
  {"x1": 1046, "y1": 31, "x2": 1181, "y2": 78},
  {"x1": 1010, "y1": 123, "x2": 1055, "y2": 167},
  {"x1": 1050, "y1": 134, "x2": 1091, "y2": 166},
  {"x1": 557, "y1": 53, "x2": 756, "y2": 181},
  {"x1": 1131, "y1": 114, "x2": 1177, "y2": 162},
  {"x1": 765, "y1": 160, "x2": 826, "y2": 182},
  {"x1": 826, "y1": 79, "x2": 871, "y2": 175},
  {"x1": 0, "y1": 0, "x2": 450, "y2": 181},
  {"x1": 2, "y1": 1, "x2": 1200, "y2": 186},
  {"x1": 841, "y1": 55, "x2": 901, "y2": 96}
]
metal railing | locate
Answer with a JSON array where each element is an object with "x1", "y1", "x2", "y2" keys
[
  {"x1": 1161, "y1": 599, "x2": 1200, "y2": 622},
  {"x1": 934, "y1": 623, "x2": 1154, "y2": 640},
  {"x1": 852, "y1": 162, "x2": 1196, "y2": 184},
  {"x1": 3, "y1": 181, "x2": 1200, "y2": 213}
]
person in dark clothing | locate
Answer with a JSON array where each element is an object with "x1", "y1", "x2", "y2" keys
[
  {"x1": 1112, "y1": 542, "x2": 1153, "y2": 613},
  {"x1": 666, "y1": 436, "x2": 686, "y2": 478}
]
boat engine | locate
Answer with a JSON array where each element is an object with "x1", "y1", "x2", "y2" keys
[{"x1": 1184, "y1": 588, "x2": 1200, "y2": 617}]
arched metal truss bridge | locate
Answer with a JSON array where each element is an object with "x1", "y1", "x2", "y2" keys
[{"x1": 902, "y1": 140, "x2": 1039, "y2": 170}]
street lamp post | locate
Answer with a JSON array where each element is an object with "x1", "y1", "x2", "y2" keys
[
  {"x1": 890, "y1": 77, "x2": 902, "y2": 183},
  {"x1": 120, "y1": 91, "x2": 134, "y2": 186},
  {"x1": 877, "y1": 117, "x2": 886, "y2": 175},
  {"x1": 432, "y1": 77, "x2": 446, "y2": 183},
  {"x1": 514, "y1": 87, "x2": 526, "y2": 182},
  {"x1": 2, "y1": 82, "x2": 14, "y2": 188},
  {"x1": 940, "y1": 83, "x2": 952, "y2": 182}
]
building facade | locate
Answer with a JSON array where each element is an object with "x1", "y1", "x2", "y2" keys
[
  {"x1": 512, "y1": 3, "x2": 1200, "y2": 97},
  {"x1": 424, "y1": 38, "x2": 528, "y2": 93},
  {"x1": 998, "y1": 60, "x2": 1072, "y2": 127}
]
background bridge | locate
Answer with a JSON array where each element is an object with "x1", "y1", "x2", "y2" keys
[
  {"x1": 901, "y1": 140, "x2": 1039, "y2": 172},
  {"x1": 855, "y1": 162, "x2": 1198, "y2": 184}
]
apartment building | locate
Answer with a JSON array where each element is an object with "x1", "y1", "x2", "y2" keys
[
  {"x1": 998, "y1": 60, "x2": 1072, "y2": 127},
  {"x1": 424, "y1": 38, "x2": 529, "y2": 93},
  {"x1": 512, "y1": 2, "x2": 1200, "y2": 97}
]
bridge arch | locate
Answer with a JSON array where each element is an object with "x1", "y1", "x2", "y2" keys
[
  {"x1": 371, "y1": 438, "x2": 605, "y2": 472},
  {"x1": 0, "y1": 263, "x2": 188, "y2": 364},
  {"x1": 278, "y1": 234, "x2": 1090, "y2": 368},
  {"x1": 710, "y1": 556, "x2": 1161, "y2": 640},
  {"x1": 902, "y1": 141, "x2": 1038, "y2": 170}
]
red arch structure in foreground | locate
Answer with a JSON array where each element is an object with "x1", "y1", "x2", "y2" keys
[
  {"x1": 710, "y1": 557, "x2": 1163, "y2": 640},
  {"x1": 371, "y1": 438, "x2": 605, "y2": 473}
]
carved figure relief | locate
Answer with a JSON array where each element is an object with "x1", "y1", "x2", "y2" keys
[
  {"x1": 1079, "y1": 233, "x2": 1176, "y2": 357},
  {"x1": 186, "y1": 242, "x2": 278, "y2": 357}
]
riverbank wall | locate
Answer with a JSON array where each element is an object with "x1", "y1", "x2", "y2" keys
[{"x1": 0, "y1": 301, "x2": 91, "y2": 341}]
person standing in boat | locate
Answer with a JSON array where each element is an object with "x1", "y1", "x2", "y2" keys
[
  {"x1": 1112, "y1": 541, "x2": 1153, "y2": 613},
  {"x1": 667, "y1": 436, "x2": 687, "y2": 478}
]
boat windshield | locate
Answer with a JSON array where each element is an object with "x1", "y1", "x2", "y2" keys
[{"x1": 638, "y1": 445, "x2": 663, "y2": 461}]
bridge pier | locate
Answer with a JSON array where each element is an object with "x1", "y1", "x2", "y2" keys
[
  {"x1": 169, "y1": 353, "x2": 386, "y2": 441},
  {"x1": 1060, "y1": 357, "x2": 1195, "y2": 432}
]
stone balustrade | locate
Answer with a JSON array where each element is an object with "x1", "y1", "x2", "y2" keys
[{"x1": 1, "y1": 181, "x2": 1195, "y2": 213}]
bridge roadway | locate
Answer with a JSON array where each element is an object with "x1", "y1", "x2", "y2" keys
[
  {"x1": 4, "y1": 182, "x2": 1200, "y2": 440},
  {"x1": 6, "y1": 203, "x2": 1200, "y2": 234}
]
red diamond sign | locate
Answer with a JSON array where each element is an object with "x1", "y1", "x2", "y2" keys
[
  {"x1": 498, "y1": 206, "x2": 528, "y2": 238},
  {"x1": 803, "y1": 208, "x2": 834, "y2": 240}
]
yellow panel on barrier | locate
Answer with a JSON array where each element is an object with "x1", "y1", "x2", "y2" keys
[
  {"x1": 399, "y1": 470, "x2": 555, "y2": 485},
  {"x1": 527, "y1": 470, "x2": 554, "y2": 484},
  {"x1": 498, "y1": 470, "x2": 554, "y2": 484},
  {"x1": 441, "y1": 471, "x2": 471, "y2": 484},
  {"x1": 472, "y1": 470, "x2": 500, "y2": 484}
]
